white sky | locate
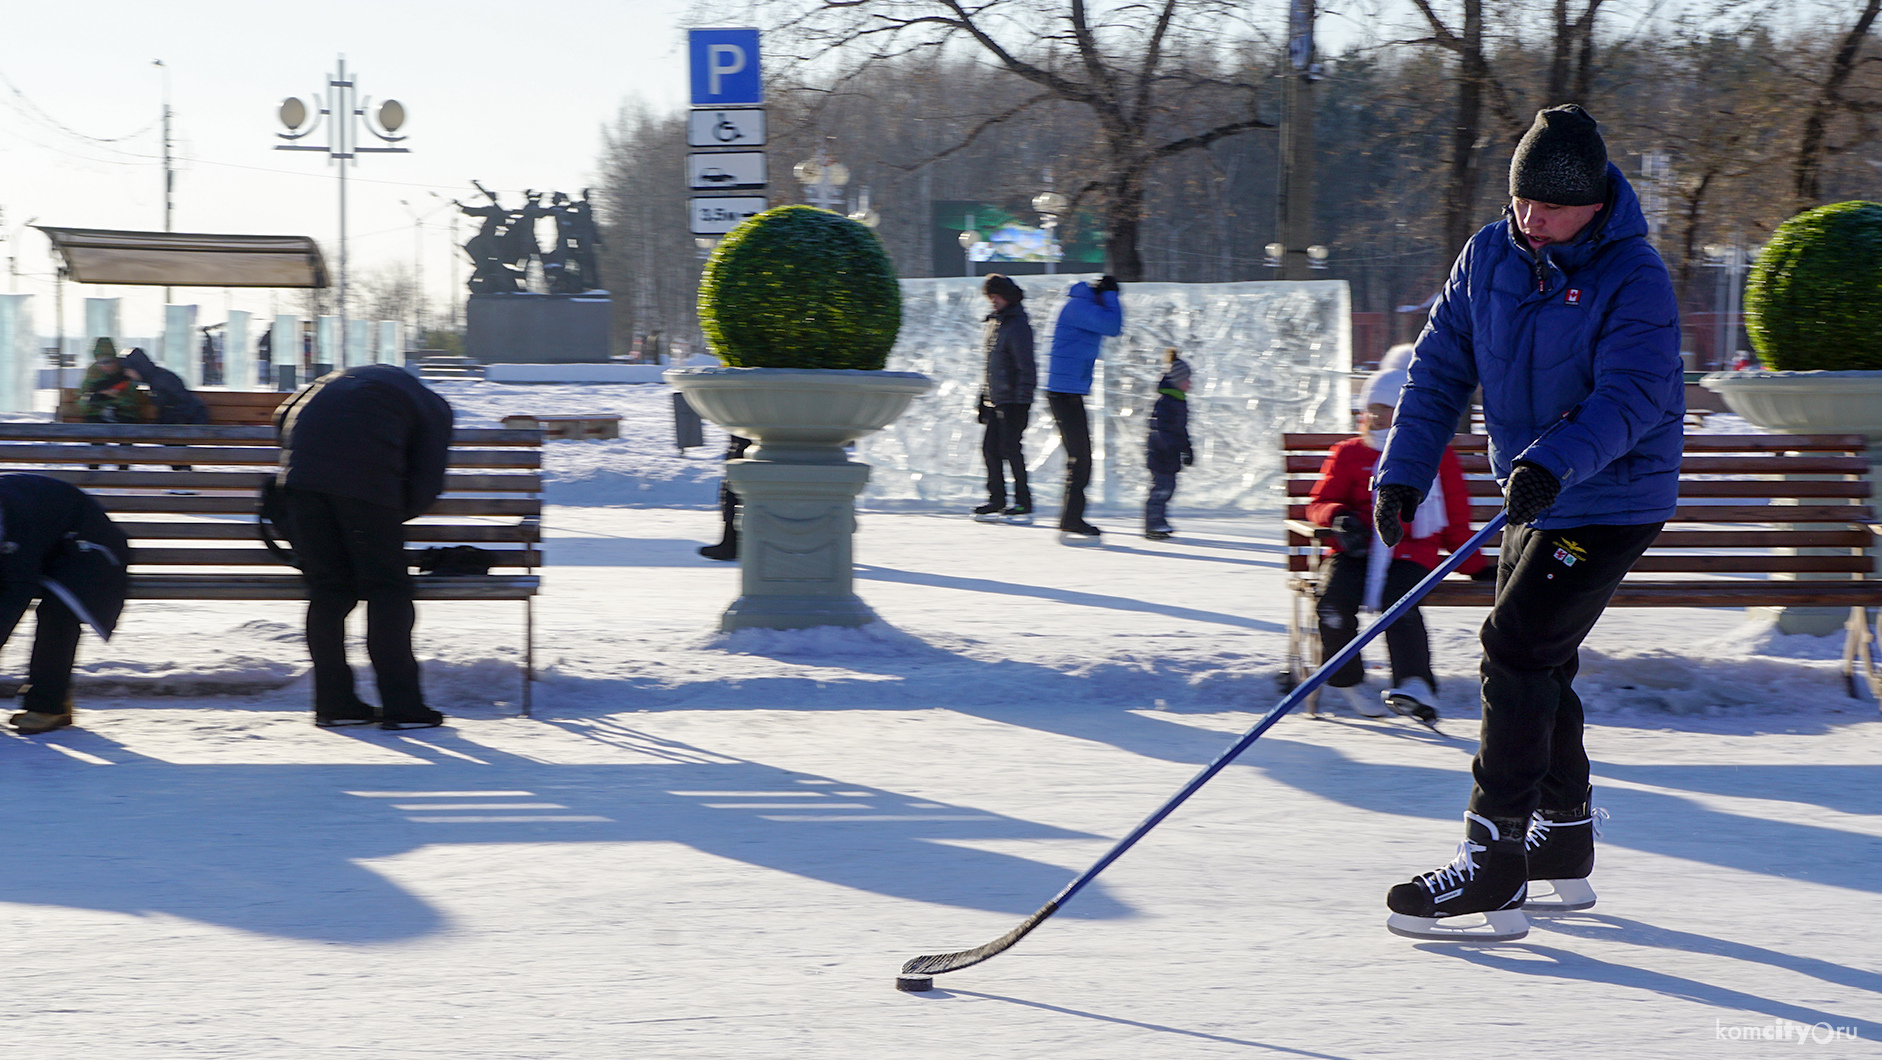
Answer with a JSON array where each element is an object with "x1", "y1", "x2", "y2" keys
[{"x1": 0, "y1": 0, "x2": 696, "y2": 340}]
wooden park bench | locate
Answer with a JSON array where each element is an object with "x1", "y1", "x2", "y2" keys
[
  {"x1": 56, "y1": 387, "x2": 295, "y2": 427},
  {"x1": 1282, "y1": 432, "x2": 1882, "y2": 709},
  {"x1": 0, "y1": 420, "x2": 546, "y2": 712}
]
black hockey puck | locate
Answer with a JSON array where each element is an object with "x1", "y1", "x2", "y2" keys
[{"x1": 895, "y1": 974, "x2": 934, "y2": 992}]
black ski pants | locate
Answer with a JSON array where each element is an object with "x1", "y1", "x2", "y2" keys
[
  {"x1": 280, "y1": 487, "x2": 426, "y2": 715},
  {"x1": 1046, "y1": 392, "x2": 1092, "y2": 528},
  {"x1": 1471, "y1": 520, "x2": 1661, "y2": 820},
  {"x1": 1315, "y1": 552, "x2": 1434, "y2": 689},
  {"x1": 981, "y1": 402, "x2": 1032, "y2": 509},
  {"x1": 0, "y1": 590, "x2": 83, "y2": 714}
]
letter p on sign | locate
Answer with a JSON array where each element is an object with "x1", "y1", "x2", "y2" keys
[{"x1": 690, "y1": 28, "x2": 763, "y2": 106}]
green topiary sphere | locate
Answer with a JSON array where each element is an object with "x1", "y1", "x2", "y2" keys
[
  {"x1": 1744, "y1": 201, "x2": 1882, "y2": 371},
  {"x1": 697, "y1": 205, "x2": 902, "y2": 370}
]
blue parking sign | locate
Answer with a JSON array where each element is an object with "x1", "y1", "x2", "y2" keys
[{"x1": 689, "y1": 28, "x2": 763, "y2": 106}]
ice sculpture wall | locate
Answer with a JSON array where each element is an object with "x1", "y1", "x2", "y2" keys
[
  {"x1": 0, "y1": 294, "x2": 32, "y2": 414},
  {"x1": 857, "y1": 276, "x2": 1352, "y2": 516}
]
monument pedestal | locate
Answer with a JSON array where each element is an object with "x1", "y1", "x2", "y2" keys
[{"x1": 466, "y1": 291, "x2": 612, "y2": 364}]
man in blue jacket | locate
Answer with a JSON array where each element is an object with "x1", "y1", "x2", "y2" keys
[
  {"x1": 1044, "y1": 276, "x2": 1123, "y2": 542},
  {"x1": 1372, "y1": 105, "x2": 1683, "y2": 941}
]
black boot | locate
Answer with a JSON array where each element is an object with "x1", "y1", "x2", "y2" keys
[
  {"x1": 1524, "y1": 795, "x2": 1603, "y2": 911},
  {"x1": 1386, "y1": 811, "x2": 1529, "y2": 941},
  {"x1": 700, "y1": 480, "x2": 740, "y2": 560}
]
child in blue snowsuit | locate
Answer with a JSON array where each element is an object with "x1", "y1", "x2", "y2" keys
[{"x1": 1144, "y1": 351, "x2": 1194, "y2": 539}]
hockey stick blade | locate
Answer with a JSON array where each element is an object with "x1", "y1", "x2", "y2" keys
[
  {"x1": 896, "y1": 511, "x2": 1509, "y2": 987},
  {"x1": 902, "y1": 902, "x2": 1058, "y2": 978}
]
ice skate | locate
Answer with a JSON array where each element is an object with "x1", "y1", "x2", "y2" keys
[
  {"x1": 1001, "y1": 505, "x2": 1035, "y2": 526},
  {"x1": 1144, "y1": 528, "x2": 1173, "y2": 541},
  {"x1": 1059, "y1": 520, "x2": 1102, "y2": 545},
  {"x1": 972, "y1": 502, "x2": 1005, "y2": 523},
  {"x1": 1523, "y1": 801, "x2": 1606, "y2": 912},
  {"x1": 1382, "y1": 677, "x2": 1441, "y2": 727},
  {"x1": 1336, "y1": 683, "x2": 1389, "y2": 718},
  {"x1": 1386, "y1": 811, "x2": 1530, "y2": 942},
  {"x1": 11, "y1": 709, "x2": 74, "y2": 735}
]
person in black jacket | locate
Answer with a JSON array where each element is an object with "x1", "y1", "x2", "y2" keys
[
  {"x1": 122, "y1": 348, "x2": 209, "y2": 424},
  {"x1": 274, "y1": 365, "x2": 454, "y2": 729},
  {"x1": 1143, "y1": 351, "x2": 1195, "y2": 540},
  {"x1": 0, "y1": 474, "x2": 130, "y2": 734},
  {"x1": 974, "y1": 273, "x2": 1037, "y2": 524}
]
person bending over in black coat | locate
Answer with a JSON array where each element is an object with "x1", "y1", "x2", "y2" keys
[
  {"x1": 0, "y1": 474, "x2": 130, "y2": 734},
  {"x1": 122, "y1": 348, "x2": 209, "y2": 425},
  {"x1": 274, "y1": 365, "x2": 454, "y2": 729}
]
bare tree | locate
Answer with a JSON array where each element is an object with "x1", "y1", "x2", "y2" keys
[
  {"x1": 761, "y1": 0, "x2": 1274, "y2": 280},
  {"x1": 1792, "y1": 0, "x2": 1882, "y2": 207}
]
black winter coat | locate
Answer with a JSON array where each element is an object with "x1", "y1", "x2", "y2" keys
[
  {"x1": 275, "y1": 365, "x2": 455, "y2": 520},
  {"x1": 981, "y1": 302, "x2": 1036, "y2": 406},
  {"x1": 1146, "y1": 392, "x2": 1193, "y2": 475},
  {"x1": 123, "y1": 349, "x2": 209, "y2": 424},
  {"x1": 0, "y1": 474, "x2": 130, "y2": 641}
]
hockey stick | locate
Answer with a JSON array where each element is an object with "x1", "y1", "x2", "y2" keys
[{"x1": 899, "y1": 510, "x2": 1509, "y2": 987}]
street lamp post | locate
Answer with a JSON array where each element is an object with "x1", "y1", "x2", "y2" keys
[
  {"x1": 276, "y1": 55, "x2": 409, "y2": 358},
  {"x1": 1032, "y1": 189, "x2": 1069, "y2": 275},
  {"x1": 793, "y1": 143, "x2": 849, "y2": 211}
]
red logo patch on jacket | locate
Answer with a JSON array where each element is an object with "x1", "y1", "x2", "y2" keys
[{"x1": 1564, "y1": 288, "x2": 1583, "y2": 306}]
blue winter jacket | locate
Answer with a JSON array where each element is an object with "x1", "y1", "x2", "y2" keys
[
  {"x1": 1045, "y1": 281, "x2": 1122, "y2": 395},
  {"x1": 1377, "y1": 164, "x2": 1684, "y2": 528}
]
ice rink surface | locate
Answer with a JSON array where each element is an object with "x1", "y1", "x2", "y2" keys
[{"x1": 1, "y1": 385, "x2": 1876, "y2": 1057}]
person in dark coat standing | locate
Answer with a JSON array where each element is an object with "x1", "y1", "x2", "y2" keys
[
  {"x1": 275, "y1": 365, "x2": 454, "y2": 729},
  {"x1": 122, "y1": 348, "x2": 209, "y2": 424},
  {"x1": 1143, "y1": 351, "x2": 1195, "y2": 540},
  {"x1": 974, "y1": 274, "x2": 1037, "y2": 524},
  {"x1": 0, "y1": 474, "x2": 130, "y2": 734},
  {"x1": 1044, "y1": 275, "x2": 1123, "y2": 540}
]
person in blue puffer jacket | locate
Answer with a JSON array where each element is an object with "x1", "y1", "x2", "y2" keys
[
  {"x1": 1371, "y1": 105, "x2": 1683, "y2": 941},
  {"x1": 1044, "y1": 276, "x2": 1123, "y2": 539}
]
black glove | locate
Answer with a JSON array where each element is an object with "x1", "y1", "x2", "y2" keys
[
  {"x1": 1470, "y1": 565, "x2": 1499, "y2": 582},
  {"x1": 1181, "y1": 449, "x2": 1194, "y2": 466},
  {"x1": 1504, "y1": 461, "x2": 1562, "y2": 525},
  {"x1": 1330, "y1": 512, "x2": 1370, "y2": 556},
  {"x1": 1373, "y1": 484, "x2": 1423, "y2": 548},
  {"x1": 1094, "y1": 274, "x2": 1120, "y2": 295}
]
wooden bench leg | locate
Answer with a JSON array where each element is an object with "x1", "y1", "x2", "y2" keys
[
  {"x1": 522, "y1": 596, "x2": 535, "y2": 718},
  {"x1": 1847, "y1": 606, "x2": 1881, "y2": 707}
]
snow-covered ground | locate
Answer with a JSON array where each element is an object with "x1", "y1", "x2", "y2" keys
[{"x1": 3, "y1": 382, "x2": 1877, "y2": 1058}]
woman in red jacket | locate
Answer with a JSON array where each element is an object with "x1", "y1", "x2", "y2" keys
[{"x1": 1307, "y1": 350, "x2": 1487, "y2": 722}]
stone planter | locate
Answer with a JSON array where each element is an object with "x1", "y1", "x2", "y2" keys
[
  {"x1": 1700, "y1": 370, "x2": 1882, "y2": 633},
  {"x1": 665, "y1": 366, "x2": 935, "y2": 631}
]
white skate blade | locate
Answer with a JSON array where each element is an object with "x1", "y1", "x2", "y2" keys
[
  {"x1": 972, "y1": 513, "x2": 1004, "y2": 523},
  {"x1": 1058, "y1": 532, "x2": 1101, "y2": 545},
  {"x1": 1524, "y1": 878, "x2": 1596, "y2": 911},
  {"x1": 1386, "y1": 908, "x2": 1529, "y2": 942}
]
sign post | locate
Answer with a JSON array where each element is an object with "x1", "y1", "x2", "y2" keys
[{"x1": 687, "y1": 29, "x2": 768, "y2": 239}]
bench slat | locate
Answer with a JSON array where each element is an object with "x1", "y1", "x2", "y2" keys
[
  {"x1": 1289, "y1": 478, "x2": 1875, "y2": 500},
  {"x1": 0, "y1": 423, "x2": 544, "y2": 446},
  {"x1": 1282, "y1": 432, "x2": 1870, "y2": 453},
  {"x1": 111, "y1": 520, "x2": 542, "y2": 543},
  {"x1": 0, "y1": 444, "x2": 542, "y2": 469},
  {"x1": 22, "y1": 469, "x2": 541, "y2": 492},
  {"x1": 125, "y1": 574, "x2": 541, "y2": 601},
  {"x1": 128, "y1": 547, "x2": 540, "y2": 567},
  {"x1": 93, "y1": 495, "x2": 540, "y2": 516}
]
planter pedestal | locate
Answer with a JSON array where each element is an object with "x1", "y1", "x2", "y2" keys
[
  {"x1": 1702, "y1": 370, "x2": 1882, "y2": 635},
  {"x1": 721, "y1": 459, "x2": 875, "y2": 631},
  {"x1": 665, "y1": 366, "x2": 935, "y2": 632}
]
